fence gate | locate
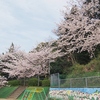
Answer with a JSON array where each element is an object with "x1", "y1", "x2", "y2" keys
[{"x1": 50, "y1": 73, "x2": 60, "y2": 88}]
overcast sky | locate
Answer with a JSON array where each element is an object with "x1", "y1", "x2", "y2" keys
[{"x1": 0, "y1": 0, "x2": 68, "y2": 53}]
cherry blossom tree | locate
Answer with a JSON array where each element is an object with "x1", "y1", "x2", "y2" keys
[
  {"x1": 82, "y1": 0, "x2": 100, "y2": 19},
  {"x1": 0, "y1": 44, "x2": 39, "y2": 85},
  {"x1": 29, "y1": 41, "x2": 63, "y2": 76},
  {"x1": 0, "y1": 42, "x2": 62, "y2": 85},
  {"x1": 0, "y1": 75, "x2": 8, "y2": 86},
  {"x1": 54, "y1": 0, "x2": 100, "y2": 62},
  {"x1": 0, "y1": 50, "x2": 29, "y2": 85},
  {"x1": 26, "y1": 42, "x2": 62, "y2": 85}
]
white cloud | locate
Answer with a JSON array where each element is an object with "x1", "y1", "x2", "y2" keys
[
  {"x1": 0, "y1": 0, "x2": 68, "y2": 53},
  {"x1": 0, "y1": 1, "x2": 20, "y2": 29}
]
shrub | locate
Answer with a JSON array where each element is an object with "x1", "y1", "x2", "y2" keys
[
  {"x1": 42, "y1": 79, "x2": 50, "y2": 86},
  {"x1": 59, "y1": 74, "x2": 66, "y2": 79},
  {"x1": 28, "y1": 78, "x2": 38, "y2": 86},
  {"x1": 8, "y1": 80, "x2": 20, "y2": 86}
]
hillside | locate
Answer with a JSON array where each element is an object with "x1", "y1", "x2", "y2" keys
[{"x1": 50, "y1": 49, "x2": 100, "y2": 78}]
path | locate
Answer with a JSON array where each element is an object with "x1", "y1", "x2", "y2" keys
[{"x1": 7, "y1": 86, "x2": 26, "y2": 99}]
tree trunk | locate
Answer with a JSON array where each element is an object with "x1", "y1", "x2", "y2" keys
[
  {"x1": 23, "y1": 77, "x2": 26, "y2": 86},
  {"x1": 38, "y1": 75, "x2": 40, "y2": 86},
  {"x1": 69, "y1": 53, "x2": 76, "y2": 65}
]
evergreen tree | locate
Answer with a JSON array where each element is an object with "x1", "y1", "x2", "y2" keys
[{"x1": 8, "y1": 43, "x2": 15, "y2": 53}]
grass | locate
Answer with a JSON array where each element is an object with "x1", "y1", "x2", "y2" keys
[
  {"x1": 0, "y1": 86, "x2": 49, "y2": 99},
  {"x1": 67, "y1": 71, "x2": 100, "y2": 78},
  {"x1": 17, "y1": 87, "x2": 49, "y2": 100},
  {"x1": 0, "y1": 86, "x2": 18, "y2": 98}
]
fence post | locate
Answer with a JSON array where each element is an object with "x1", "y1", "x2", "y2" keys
[
  {"x1": 58, "y1": 73, "x2": 60, "y2": 88},
  {"x1": 70, "y1": 78, "x2": 72, "y2": 88},
  {"x1": 85, "y1": 77, "x2": 88, "y2": 88},
  {"x1": 59, "y1": 79, "x2": 60, "y2": 88},
  {"x1": 50, "y1": 74, "x2": 53, "y2": 87}
]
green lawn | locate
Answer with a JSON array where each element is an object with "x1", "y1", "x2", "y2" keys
[
  {"x1": 0, "y1": 86, "x2": 18, "y2": 98},
  {"x1": 17, "y1": 87, "x2": 49, "y2": 100}
]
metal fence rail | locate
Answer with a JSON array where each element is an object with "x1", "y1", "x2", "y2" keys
[{"x1": 50, "y1": 73, "x2": 100, "y2": 88}]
